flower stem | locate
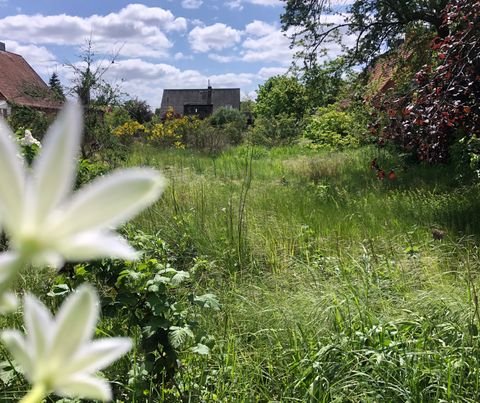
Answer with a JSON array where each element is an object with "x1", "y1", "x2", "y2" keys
[{"x1": 20, "y1": 383, "x2": 47, "y2": 403}]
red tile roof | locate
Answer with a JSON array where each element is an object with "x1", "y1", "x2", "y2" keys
[{"x1": 0, "y1": 50, "x2": 62, "y2": 110}]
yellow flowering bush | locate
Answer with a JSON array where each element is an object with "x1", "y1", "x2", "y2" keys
[
  {"x1": 112, "y1": 120, "x2": 146, "y2": 143},
  {"x1": 149, "y1": 115, "x2": 200, "y2": 149}
]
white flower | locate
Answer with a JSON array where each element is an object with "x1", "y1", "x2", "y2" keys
[
  {"x1": 1, "y1": 284, "x2": 132, "y2": 401},
  {"x1": 0, "y1": 102, "x2": 165, "y2": 270},
  {"x1": 21, "y1": 129, "x2": 41, "y2": 147}
]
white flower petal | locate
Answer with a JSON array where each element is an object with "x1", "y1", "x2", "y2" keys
[
  {"x1": 50, "y1": 285, "x2": 98, "y2": 365},
  {"x1": 0, "y1": 292, "x2": 18, "y2": 314},
  {"x1": 0, "y1": 119, "x2": 25, "y2": 233},
  {"x1": 23, "y1": 294, "x2": 53, "y2": 362},
  {"x1": 63, "y1": 338, "x2": 132, "y2": 377},
  {"x1": 51, "y1": 169, "x2": 165, "y2": 236},
  {"x1": 0, "y1": 253, "x2": 21, "y2": 314},
  {"x1": 31, "y1": 102, "x2": 82, "y2": 223},
  {"x1": 55, "y1": 374, "x2": 112, "y2": 401},
  {"x1": 0, "y1": 330, "x2": 32, "y2": 377},
  {"x1": 57, "y1": 231, "x2": 138, "y2": 262},
  {"x1": 0, "y1": 252, "x2": 20, "y2": 286}
]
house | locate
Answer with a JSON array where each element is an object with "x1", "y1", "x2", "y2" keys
[
  {"x1": 159, "y1": 85, "x2": 240, "y2": 119},
  {"x1": 0, "y1": 42, "x2": 62, "y2": 117}
]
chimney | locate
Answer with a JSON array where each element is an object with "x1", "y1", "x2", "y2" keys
[
  {"x1": 207, "y1": 80, "x2": 212, "y2": 105},
  {"x1": 0, "y1": 42, "x2": 5, "y2": 52}
]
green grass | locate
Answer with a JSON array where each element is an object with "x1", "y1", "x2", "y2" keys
[
  {"x1": 122, "y1": 144, "x2": 480, "y2": 401},
  {"x1": 3, "y1": 143, "x2": 480, "y2": 401}
]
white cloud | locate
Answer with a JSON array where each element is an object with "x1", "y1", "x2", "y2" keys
[
  {"x1": 257, "y1": 66, "x2": 288, "y2": 79},
  {"x1": 248, "y1": 0, "x2": 282, "y2": 6},
  {"x1": 189, "y1": 23, "x2": 242, "y2": 52},
  {"x1": 174, "y1": 52, "x2": 193, "y2": 60},
  {"x1": 245, "y1": 20, "x2": 278, "y2": 37},
  {"x1": 64, "y1": 58, "x2": 255, "y2": 107},
  {"x1": 225, "y1": 0, "x2": 243, "y2": 10},
  {"x1": 208, "y1": 54, "x2": 238, "y2": 63},
  {"x1": 181, "y1": 0, "x2": 203, "y2": 9},
  {"x1": 241, "y1": 24, "x2": 295, "y2": 65},
  {"x1": 225, "y1": 0, "x2": 281, "y2": 8},
  {"x1": 0, "y1": 4, "x2": 187, "y2": 59}
]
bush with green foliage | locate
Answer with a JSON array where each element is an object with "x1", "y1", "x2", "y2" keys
[
  {"x1": 54, "y1": 228, "x2": 219, "y2": 400},
  {"x1": 8, "y1": 105, "x2": 52, "y2": 138},
  {"x1": 303, "y1": 106, "x2": 359, "y2": 149},
  {"x1": 124, "y1": 98, "x2": 153, "y2": 124},
  {"x1": 209, "y1": 107, "x2": 247, "y2": 145},
  {"x1": 255, "y1": 75, "x2": 307, "y2": 121},
  {"x1": 247, "y1": 113, "x2": 303, "y2": 145}
]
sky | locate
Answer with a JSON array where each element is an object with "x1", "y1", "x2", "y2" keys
[{"x1": 0, "y1": 0, "x2": 351, "y2": 108}]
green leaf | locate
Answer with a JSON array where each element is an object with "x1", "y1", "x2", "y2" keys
[
  {"x1": 169, "y1": 325, "x2": 194, "y2": 348},
  {"x1": 194, "y1": 293, "x2": 220, "y2": 310},
  {"x1": 191, "y1": 343, "x2": 210, "y2": 355},
  {"x1": 47, "y1": 283, "x2": 70, "y2": 297},
  {"x1": 170, "y1": 270, "x2": 190, "y2": 286}
]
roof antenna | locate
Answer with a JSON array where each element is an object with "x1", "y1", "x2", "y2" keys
[{"x1": 208, "y1": 79, "x2": 211, "y2": 89}]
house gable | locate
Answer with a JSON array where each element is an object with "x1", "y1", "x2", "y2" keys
[
  {"x1": 160, "y1": 87, "x2": 240, "y2": 117},
  {"x1": 0, "y1": 44, "x2": 62, "y2": 111}
]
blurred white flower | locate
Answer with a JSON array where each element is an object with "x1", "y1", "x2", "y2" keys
[
  {"x1": 0, "y1": 102, "x2": 165, "y2": 271},
  {"x1": 21, "y1": 129, "x2": 41, "y2": 148},
  {"x1": 1, "y1": 284, "x2": 132, "y2": 401}
]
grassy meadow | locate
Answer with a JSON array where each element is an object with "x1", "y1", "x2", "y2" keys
[
  {"x1": 3, "y1": 143, "x2": 480, "y2": 402},
  {"x1": 128, "y1": 144, "x2": 480, "y2": 402}
]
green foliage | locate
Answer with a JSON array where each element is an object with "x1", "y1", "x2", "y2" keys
[
  {"x1": 248, "y1": 113, "x2": 303, "y2": 145},
  {"x1": 48, "y1": 72, "x2": 65, "y2": 101},
  {"x1": 104, "y1": 106, "x2": 131, "y2": 131},
  {"x1": 281, "y1": 0, "x2": 448, "y2": 67},
  {"x1": 76, "y1": 158, "x2": 109, "y2": 187},
  {"x1": 8, "y1": 105, "x2": 51, "y2": 138},
  {"x1": 123, "y1": 98, "x2": 153, "y2": 124},
  {"x1": 303, "y1": 106, "x2": 359, "y2": 149},
  {"x1": 255, "y1": 75, "x2": 307, "y2": 121},
  {"x1": 54, "y1": 228, "x2": 218, "y2": 400},
  {"x1": 210, "y1": 107, "x2": 245, "y2": 128},
  {"x1": 209, "y1": 108, "x2": 247, "y2": 146},
  {"x1": 301, "y1": 58, "x2": 349, "y2": 109}
]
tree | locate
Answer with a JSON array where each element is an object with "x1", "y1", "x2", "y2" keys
[
  {"x1": 48, "y1": 72, "x2": 65, "y2": 101},
  {"x1": 380, "y1": 0, "x2": 480, "y2": 163},
  {"x1": 65, "y1": 39, "x2": 124, "y2": 157},
  {"x1": 255, "y1": 75, "x2": 307, "y2": 120},
  {"x1": 281, "y1": 0, "x2": 449, "y2": 67},
  {"x1": 123, "y1": 98, "x2": 153, "y2": 124},
  {"x1": 299, "y1": 57, "x2": 349, "y2": 109},
  {"x1": 66, "y1": 38, "x2": 121, "y2": 107}
]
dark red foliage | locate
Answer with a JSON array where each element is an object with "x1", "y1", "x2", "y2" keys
[{"x1": 380, "y1": 0, "x2": 480, "y2": 163}]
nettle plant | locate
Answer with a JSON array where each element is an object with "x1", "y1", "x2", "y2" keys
[{"x1": 0, "y1": 103, "x2": 165, "y2": 402}]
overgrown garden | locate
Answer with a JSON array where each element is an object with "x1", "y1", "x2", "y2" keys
[{"x1": 1, "y1": 0, "x2": 480, "y2": 401}]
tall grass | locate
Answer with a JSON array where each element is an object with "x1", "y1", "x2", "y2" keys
[
  {"x1": 120, "y1": 144, "x2": 480, "y2": 401},
  {"x1": 3, "y1": 143, "x2": 480, "y2": 401}
]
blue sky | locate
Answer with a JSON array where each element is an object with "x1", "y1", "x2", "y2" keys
[{"x1": 0, "y1": 0, "x2": 350, "y2": 108}]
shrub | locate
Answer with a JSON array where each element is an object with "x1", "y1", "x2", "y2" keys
[
  {"x1": 104, "y1": 106, "x2": 131, "y2": 131},
  {"x1": 303, "y1": 106, "x2": 359, "y2": 149},
  {"x1": 380, "y1": 0, "x2": 480, "y2": 164},
  {"x1": 209, "y1": 108, "x2": 246, "y2": 145},
  {"x1": 210, "y1": 107, "x2": 245, "y2": 127},
  {"x1": 8, "y1": 105, "x2": 52, "y2": 138},
  {"x1": 150, "y1": 116, "x2": 201, "y2": 149},
  {"x1": 124, "y1": 98, "x2": 153, "y2": 124},
  {"x1": 113, "y1": 120, "x2": 147, "y2": 144},
  {"x1": 247, "y1": 113, "x2": 303, "y2": 145}
]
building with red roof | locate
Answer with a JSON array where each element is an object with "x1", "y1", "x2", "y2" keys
[{"x1": 0, "y1": 42, "x2": 62, "y2": 117}]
